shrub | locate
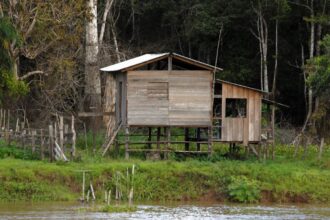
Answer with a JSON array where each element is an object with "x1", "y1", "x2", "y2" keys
[{"x1": 227, "y1": 176, "x2": 260, "y2": 203}]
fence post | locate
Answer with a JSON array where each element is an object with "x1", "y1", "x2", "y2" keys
[
  {"x1": 49, "y1": 125, "x2": 54, "y2": 162},
  {"x1": 0, "y1": 108, "x2": 2, "y2": 129},
  {"x1": 40, "y1": 129, "x2": 45, "y2": 160},
  {"x1": 31, "y1": 129, "x2": 36, "y2": 153},
  {"x1": 59, "y1": 115, "x2": 64, "y2": 153},
  {"x1": 71, "y1": 115, "x2": 76, "y2": 159}
]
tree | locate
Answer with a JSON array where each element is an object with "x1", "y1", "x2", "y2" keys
[
  {"x1": 306, "y1": 34, "x2": 330, "y2": 142},
  {"x1": 0, "y1": 17, "x2": 28, "y2": 103}
]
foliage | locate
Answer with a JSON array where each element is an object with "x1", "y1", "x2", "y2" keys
[
  {"x1": 307, "y1": 35, "x2": 330, "y2": 95},
  {"x1": 99, "y1": 205, "x2": 137, "y2": 213},
  {"x1": 306, "y1": 35, "x2": 330, "y2": 137},
  {"x1": 227, "y1": 176, "x2": 260, "y2": 203},
  {"x1": 0, "y1": 144, "x2": 329, "y2": 203},
  {"x1": 0, "y1": 141, "x2": 39, "y2": 160},
  {"x1": 0, "y1": 18, "x2": 28, "y2": 102}
]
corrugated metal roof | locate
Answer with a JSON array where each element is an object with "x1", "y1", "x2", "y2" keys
[
  {"x1": 100, "y1": 53, "x2": 223, "y2": 72},
  {"x1": 100, "y1": 53, "x2": 168, "y2": 72}
]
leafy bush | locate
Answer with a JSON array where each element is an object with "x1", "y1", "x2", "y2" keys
[
  {"x1": 227, "y1": 176, "x2": 260, "y2": 203},
  {"x1": 0, "y1": 146, "x2": 39, "y2": 160}
]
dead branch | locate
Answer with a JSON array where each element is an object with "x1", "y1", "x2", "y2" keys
[{"x1": 19, "y1": 70, "x2": 45, "y2": 80}]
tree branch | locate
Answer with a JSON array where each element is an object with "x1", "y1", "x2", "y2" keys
[
  {"x1": 19, "y1": 70, "x2": 45, "y2": 80},
  {"x1": 24, "y1": 9, "x2": 38, "y2": 40},
  {"x1": 99, "y1": 0, "x2": 114, "y2": 45},
  {"x1": 288, "y1": 1, "x2": 312, "y2": 12}
]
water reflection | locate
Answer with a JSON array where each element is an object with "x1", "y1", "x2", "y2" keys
[{"x1": 0, "y1": 202, "x2": 329, "y2": 220}]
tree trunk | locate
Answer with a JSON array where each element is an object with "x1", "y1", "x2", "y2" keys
[
  {"x1": 99, "y1": 0, "x2": 114, "y2": 45},
  {"x1": 111, "y1": 20, "x2": 121, "y2": 63},
  {"x1": 300, "y1": 0, "x2": 315, "y2": 135},
  {"x1": 272, "y1": 18, "x2": 278, "y2": 96},
  {"x1": 85, "y1": 0, "x2": 101, "y2": 110}
]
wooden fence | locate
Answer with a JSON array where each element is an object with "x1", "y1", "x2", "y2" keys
[{"x1": 0, "y1": 109, "x2": 76, "y2": 161}]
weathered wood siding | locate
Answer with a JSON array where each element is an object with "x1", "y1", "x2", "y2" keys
[
  {"x1": 103, "y1": 73, "x2": 116, "y2": 136},
  {"x1": 115, "y1": 72, "x2": 127, "y2": 125},
  {"x1": 127, "y1": 70, "x2": 212, "y2": 126},
  {"x1": 221, "y1": 83, "x2": 261, "y2": 142},
  {"x1": 169, "y1": 71, "x2": 212, "y2": 126}
]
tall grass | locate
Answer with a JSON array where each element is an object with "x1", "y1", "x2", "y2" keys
[{"x1": 0, "y1": 141, "x2": 329, "y2": 203}]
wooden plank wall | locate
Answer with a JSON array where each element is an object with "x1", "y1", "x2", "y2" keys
[
  {"x1": 103, "y1": 73, "x2": 117, "y2": 136},
  {"x1": 169, "y1": 71, "x2": 212, "y2": 126},
  {"x1": 127, "y1": 71, "x2": 169, "y2": 126},
  {"x1": 221, "y1": 83, "x2": 261, "y2": 142},
  {"x1": 127, "y1": 70, "x2": 212, "y2": 127}
]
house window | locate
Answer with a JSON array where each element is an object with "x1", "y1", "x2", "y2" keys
[
  {"x1": 225, "y1": 98, "x2": 247, "y2": 118},
  {"x1": 147, "y1": 82, "x2": 169, "y2": 100}
]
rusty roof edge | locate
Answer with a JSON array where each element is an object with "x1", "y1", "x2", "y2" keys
[{"x1": 215, "y1": 79, "x2": 267, "y2": 94}]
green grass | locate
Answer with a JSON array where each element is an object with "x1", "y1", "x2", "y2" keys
[
  {"x1": 0, "y1": 140, "x2": 329, "y2": 204},
  {"x1": 99, "y1": 205, "x2": 137, "y2": 213}
]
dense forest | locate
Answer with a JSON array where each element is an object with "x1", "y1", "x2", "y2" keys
[{"x1": 0, "y1": 0, "x2": 329, "y2": 142}]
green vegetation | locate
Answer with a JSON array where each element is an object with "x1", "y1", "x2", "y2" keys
[
  {"x1": 99, "y1": 205, "x2": 137, "y2": 213},
  {"x1": 0, "y1": 143, "x2": 329, "y2": 204}
]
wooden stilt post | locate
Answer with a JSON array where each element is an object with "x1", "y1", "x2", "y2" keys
[
  {"x1": 208, "y1": 126, "x2": 212, "y2": 157},
  {"x1": 271, "y1": 105, "x2": 275, "y2": 160},
  {"x1": 125, "y1": 126, "x2": 129, "y2": 159},
  {"x1": 184, "y1": 128, "x2": 189, "y2": 151},
  {"x1": 196, "y1": 128, "x2": 201, "y2": 151},
  {"x1": 166, "y1": 127, "x2": 171, "y2": 159},
  {"x1": 148, "y1": 127, "x2": 152, "y2": 149},
  {"x1": 157, "y1": 127, "x2": 161, "y2": 154}
]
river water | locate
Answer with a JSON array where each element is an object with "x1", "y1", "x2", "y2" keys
[{"x1": 0, "y1": 202, "x2": 329, "y2": 220}]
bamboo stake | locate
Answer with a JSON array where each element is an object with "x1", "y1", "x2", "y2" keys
[
  {"x1": 49, "y1": 125, "x2": 54, "y2": 162},
  {"x1": 107, "y1": 190, "x2": 111, "y2": 205},
  {"x1": 40, "y1": 129, "x2": 44, "y2": 160},
  {"x1": 59, "y1": 115, "x2": 64, "y2": 152},
  {"x1": 71, "y1": 116, "x2": 76, "y2": 158},
  {"x1": 31, "y1": 129, "x2": 36, "y2": 153},
  {"x1": 90, "y1": 182, "x2": 95, "y2": 201}
]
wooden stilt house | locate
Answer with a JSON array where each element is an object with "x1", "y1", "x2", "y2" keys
[{"x1": 100, "y1": 53, "x2": 269, "y2": 157}]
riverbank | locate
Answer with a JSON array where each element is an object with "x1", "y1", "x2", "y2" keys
[{"x1": 0, "y1": 145, "x2": 329, "y2": 204}]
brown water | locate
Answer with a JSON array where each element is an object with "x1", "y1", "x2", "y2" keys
[{"x1": 0, "y1": 202, "x2": 329, "y2": 220}]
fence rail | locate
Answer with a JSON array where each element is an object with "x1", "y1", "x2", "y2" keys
[{"x1": 0, "y1": 108, "x2": 76, "y2": 161}]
